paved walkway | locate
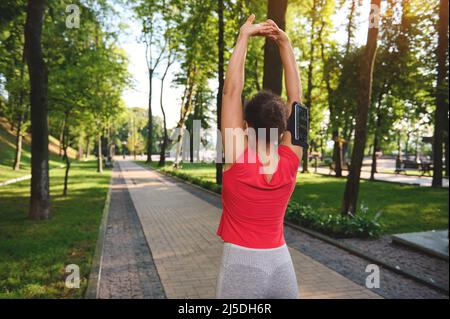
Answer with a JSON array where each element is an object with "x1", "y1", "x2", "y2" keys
[
  {"x1": 98, "y1": 163, "x2": 165, "y2": 299},
  {"x1": 313, "y1": 167, "x2": 449, "y2": 188},
  {"x1": 98, "y1": 159, "x2": 382, "y2": 299}
]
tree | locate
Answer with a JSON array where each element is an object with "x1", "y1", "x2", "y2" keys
[
  {"x1": 158, "y1": 48, "x2": 175, "y2": 166},
  {"x1": 0, "y1": 1, "x2": 29, "y2": 171},
  {"x1": 432, "y1": 0, "x2": 449, "y2": 187},
  {"x1": 341, "y1": 0, "x2": 381, "y2": 215},
  {"x1": 24, "y1": 0, "x2": 50, "y2": 220},
  {"x1": 301, "y1": 0, "x2": 319, "y2": 173},
  {"x1": 171, "y1": 0, "x2": 215, "y2": 168},
  {"x1": 262, "y1": 0, "x2": 288, "y2": 95},
  {"x1": 135, "y1": 0, "x2": 166, "y2": 164}
]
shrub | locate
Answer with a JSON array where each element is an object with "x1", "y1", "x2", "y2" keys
[
  {"x1": 160, "y1": 167, "x2": 222, "y2": 195},
  {"x1": 286, "y1": 201, "x2": 382, "y2": 238}
]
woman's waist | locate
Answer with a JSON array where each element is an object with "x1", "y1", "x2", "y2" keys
[
  {"x1": 224, "y1": 241, "x2": 287, "y2": 251},
  {"x1": 220, "y1": 210, "x2": 286, "y2": 229},
  {"x1": 221, "y1": 241, "x2": 292, "y2": 271}
]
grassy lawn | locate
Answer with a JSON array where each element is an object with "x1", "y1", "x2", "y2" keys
[
  {"x1": 140, "y1": 161, "x2": 449, "y2": 235},
  {"x1": 0, "y1": 119, "x2": 76, "y2": 183},
  {"x1": 0, "y1": 160, "x2": 111, "y2": 298}
]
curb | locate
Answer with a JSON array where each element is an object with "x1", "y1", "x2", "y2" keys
[
  {"x1": 0, "y1": 164, "x2": 66, "y2": 187},
  {"x1": 139, "y1": 162, "x2": 449, "y2": 296},
  {"x1": 84, "y1": 164, "x2": 114, "y2": 299}
]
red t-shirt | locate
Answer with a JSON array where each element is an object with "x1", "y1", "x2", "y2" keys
[{"x1": 216, "y1": 145, "x2": 299, "y2": 248}]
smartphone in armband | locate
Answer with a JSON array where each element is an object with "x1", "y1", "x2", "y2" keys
[{"x1": 287, "y1": 102, "x2": 309, "y2": 149}]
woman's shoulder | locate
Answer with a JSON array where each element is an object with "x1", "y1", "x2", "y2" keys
[
  {"x1": 278, "y1": 144, "x2": 300, "y2": 171},
  {"x1": 278, "y1": 144, "x2": 299, "y2": 160}
]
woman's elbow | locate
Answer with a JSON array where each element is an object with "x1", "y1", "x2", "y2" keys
[{"x1": 223, "y1": 86, "x2": 241, "y2": 97}]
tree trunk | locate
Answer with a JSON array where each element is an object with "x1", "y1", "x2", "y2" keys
[
  {"x1": 216, "y1": 0, "x2": 224, "y2": 185},
  {"x1": 346, "y1": 0, "x2": 357, "y2": 55},
  {"x1": 25, "y1": 0, "x2": 51, "y2": 220},
  {"x1": 146, "y1": 69, "x2": 154, "y2": 163},
  {"x1": 445, "y1": 123, "x2": 449, "y2": 177},
  {"x1": 370, "y1": 128, "x2": 380, "y2": 181},
  {"x1": 319, "y1": 20, "x2": 342, "y2": 177},
  {"x1": 190, "y1": 91, "x2": 202, "y2": 163},
  {"x1": 432, "y1": 0, "x2": 449, "y2": 187},
  {"x1": 174, "y1": 68, "x2": 195, "y2": 168},
  {"x1": 13, "y1": 49, "x2": 26, "y2": 171},
  {"x1": 332, "y1": 130, "x2": 343, "y2": 176},
  {"x1": 85, "y1": 137, "x2": 91, "y2": 159},
  {"x1": 341, "y1": 0, "x2": 381, "y2": 216},
  {"x1": 405, "y1": 131, "x2": 412, "y2": 156},
  {"x1": 59, "y1": 119, "x2": 64, "y2": 157},
  {"x1": 262, "y1": 0, "x2": 288, "y2": 95},
  {"x1": 77, "y1": 135, "x2": 84, "y2": 160},
  {"x1": 158, "y1": 57, "x2": 173, "y2": 167},
  {"x1": 62, "y1": 112, "x2": 70, "y2": 196},
  {"x1": 13, "y1": 113, "x2": 23, "y2": 171},
  {"x1": 334, "y1": 0, "x2": 358, "y2": 171},
  {"x1": 97, "y1": 133, "x2": 103, "y2": 173},
  {"x1": 370, "y1": 92, "x2": 384, "y2": 180},
  {"x1": 302, "y1": 0, "x2": 318, "y2": 173}
]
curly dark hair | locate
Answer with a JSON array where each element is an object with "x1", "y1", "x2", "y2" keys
[{"x1": 244, "y1": 90, "x2": 287, "y2": 144}]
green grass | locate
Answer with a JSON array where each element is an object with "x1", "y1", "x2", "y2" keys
[
  {"x1": 374, "y1": 168, "x2": 435, "y2": 177},
  {"x1": 0, "y1": 128, "x2": 67, "y2": 183},
  {"x1": 0, "y1": 160, "x2": 111, "y2": 298},
  {"x1": 140, "y1": 161, "x2": 449, "y2": 235}
]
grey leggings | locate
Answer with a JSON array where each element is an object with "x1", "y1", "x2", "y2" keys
[{"x1": 216, "y1": 242, "x2": 299, "y2": 299}]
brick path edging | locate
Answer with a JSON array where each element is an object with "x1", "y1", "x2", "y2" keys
[{"x1": 84, "y1": 166, "x2": 114, "y2": 299}]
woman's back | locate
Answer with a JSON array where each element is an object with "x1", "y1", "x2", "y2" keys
[{"x1": 217, "y1": 145, "x2": 299, "y2": 248}]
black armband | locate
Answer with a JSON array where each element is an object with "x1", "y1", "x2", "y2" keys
[{"x1": 287, "y1": 101, "x2": 309, "y2": 149}]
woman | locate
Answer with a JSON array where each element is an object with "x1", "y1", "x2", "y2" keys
[{"x1": 216, "y1": 14, "x2": 304, "y2": 299}]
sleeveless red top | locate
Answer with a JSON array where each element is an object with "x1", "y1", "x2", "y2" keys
[{"x1": 216, "y1": 145, "x2": 299, "y2": 248}]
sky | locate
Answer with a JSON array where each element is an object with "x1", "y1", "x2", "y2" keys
[{"x1": 117, "y1": 0, "x2": 373, "y2": 129}]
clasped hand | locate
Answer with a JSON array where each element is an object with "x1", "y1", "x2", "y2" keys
[{"x1": 239, "y1": 14, "x2": 288, "y2": 43}]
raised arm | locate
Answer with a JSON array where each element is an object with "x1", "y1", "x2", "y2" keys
[
  {"x1": 221, "y1": 15, "x2": 274, "y2": 166},
  {"x1": 266, "y1": 20, "x2": 303, "y2": 159}
]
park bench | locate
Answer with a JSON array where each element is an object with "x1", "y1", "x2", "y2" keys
[
  {"x1": 395, "y1": 159, "x2": 416, "y2": 174},
  {"x1": 395, "y1": 159, "x2": 433, "y2": 176},
  {"x1": 419, "y1": 163, "x2": 432, "y2": 176}
]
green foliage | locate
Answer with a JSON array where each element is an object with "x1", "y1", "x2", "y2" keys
[{"x1": 286, "y1": 201, "x2": 383, "y2": 238}]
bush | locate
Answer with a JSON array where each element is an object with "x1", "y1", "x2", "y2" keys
[
  {"x1": 160, "y1": 167, "x2": 222, "y2": 194},
  {"x1": 286, "y1": 201, "x2": 383, "y2": 238}
]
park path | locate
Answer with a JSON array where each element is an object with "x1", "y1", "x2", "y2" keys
[{"x1": 99, "y1": 159, "x2": 382, "y2": 299}]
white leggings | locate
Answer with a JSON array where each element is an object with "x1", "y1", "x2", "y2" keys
[{"x1": 216, "y1": 242, "x2": 299, "y2": 299}]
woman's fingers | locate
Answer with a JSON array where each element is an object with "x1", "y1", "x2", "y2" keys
[
  {"x1": 242, "y1": 17, "x2": 279, "y2": 38},
  {"x1": 251, "y1": 23, "x2": 272, "y2": 35},
  {"x1": 266, "y1": 19, "x2": 281, "y2": 32}
]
